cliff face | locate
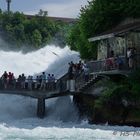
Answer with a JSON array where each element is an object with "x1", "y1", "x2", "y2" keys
[
  {"x1": 73, "y1": 78, "x2": 140, "y2": 126},
  {"x1": 74, "y1": 93, "x2": 140, "y2": 126}
]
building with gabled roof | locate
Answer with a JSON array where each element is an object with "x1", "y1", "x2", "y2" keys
[{"x1": 88, "y1": 18, "x2": 140, "y2": 72}]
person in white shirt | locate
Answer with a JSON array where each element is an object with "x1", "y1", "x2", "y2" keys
[
  {"x1": 40, "y1": 72, "x2": 46, "y2": 90},
  {"x1": 83, "y1": 62, "x2": 89, "y2": 82}
]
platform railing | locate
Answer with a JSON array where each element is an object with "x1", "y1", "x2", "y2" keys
[
  {"x1": 1, "y1": 54, "x2": 139, "y2": 93},
  {"x1": 87, "y1": 56, "x2": 127, "y2": 73},
  {"x1": 0, "y1": 78, "x2": 58, "y2": 91}
]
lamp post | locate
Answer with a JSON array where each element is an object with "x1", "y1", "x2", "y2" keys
[{"x1": 6, "y1": 0, "x2": 11, "y2": 12}]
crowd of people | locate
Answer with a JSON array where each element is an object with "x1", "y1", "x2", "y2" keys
[
  {"x1": 0, "y1": 49, "x2": 136, "y2": 91},
  {"x1": 0, "y1": 60, "x2": 90, "y2": 91},
  {"x1": 104, "y1": 47, "x2": 137, "y2": 71},
  {"x1": 0, "y1": 71, "x2": 56, "y2": 90},
  {"x1": 105, "y1": 53, "x2": 124, "y2": 70},
  {"x1": 68, "y1": 60, "x2": 90, "y2": 82}
]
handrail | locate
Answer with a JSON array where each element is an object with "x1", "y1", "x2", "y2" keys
[{"x1": 1, "y1": 54, "x2": 139, "y2": 93}]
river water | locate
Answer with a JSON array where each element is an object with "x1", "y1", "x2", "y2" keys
[{"x1": 0, "y1": 45, "x2": 139, "y2": 140}]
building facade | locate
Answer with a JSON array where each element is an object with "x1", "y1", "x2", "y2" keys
[{"x1": 88, "y1": 18, "x2": 140, "y2": 72}]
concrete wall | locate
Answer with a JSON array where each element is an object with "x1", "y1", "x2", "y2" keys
[{"x1": 97, "y1": 32, "x2": 140, "y2": 61}]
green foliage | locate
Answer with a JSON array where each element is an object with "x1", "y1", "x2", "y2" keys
[
  {"x1": 0, "y1": 9, "x2": 69, "y2": 49},
  {"x1": 37, "y1": 9, "x2": 48, "y2": 17},
  {"x1": 129, "y1": 69, "x2": 140, "y2": 84},
  {"x1": 67, "y1": 0, "x2": 140, "y2": 59},
  {"x1": 31, "y1": 29, "x2": 42, "y2": 48},
  {"x1": 94, "y1": 99, "x2": 103, "y2": 109},
  {"x1": 128, "y1": 69, "x2": 140, "y2": 97},
  {"x1": 94, "y1": 69, "x2": 140, "y2": 108},
  {"x1": 67, "y1": 23, "x2": 97, "y2": 59},
  {"x1": 50, "y1": 22, "x2": 72, "y2": 47}
]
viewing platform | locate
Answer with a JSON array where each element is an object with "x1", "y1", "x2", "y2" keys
[
  {"x1": 0, "y1": 55, "x2": 137, "y2": 118},
  {"x1": 0, "y1": 71, "x2": 104, "y2": 118}
]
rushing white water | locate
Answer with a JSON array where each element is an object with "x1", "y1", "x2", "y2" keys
[
  {"x1": 0, "y1": 95, "x2": 139, "y2": 140},
  {"x1": 0, "y1": 45, "x2": 139, "y2": 140},
  {"x1": 0, "y1": 45, "x2": 79, "y2": 78}
]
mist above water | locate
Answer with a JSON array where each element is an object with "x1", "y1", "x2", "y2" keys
[
  {"x1": 0, "y1": 43, "x2": 80, "y2": 124},
  {"x1": 0, "y1": 45, "x2": 79, "y2": 78}
]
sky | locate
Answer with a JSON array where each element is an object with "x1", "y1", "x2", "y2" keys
[{"x1": 0, "y1": 0, "x2": 88, "y2": 18}]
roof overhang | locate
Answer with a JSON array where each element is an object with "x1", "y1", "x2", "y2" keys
[
  {"x1": 88, "y1": 33, "x2": 114, "y2": 42},
  {"x1": 88, "y1": 22, "x2": 140, "y2": 42}
]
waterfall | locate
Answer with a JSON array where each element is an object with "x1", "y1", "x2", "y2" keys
[
  {"x1": 0, "y1": 44, "x2": 80, "y2": 123},
  {"x1": 0, "y1": 45, "x2": 79, "y2": 78}
]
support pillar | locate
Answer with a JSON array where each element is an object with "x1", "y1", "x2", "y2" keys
[{"x1": 37, "y1": 98, "x2": 45, "y2": 118}]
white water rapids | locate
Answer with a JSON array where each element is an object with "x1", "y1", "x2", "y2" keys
[
  {"x1": 0, "y1": 45, "x2": 139, "y2": 140},
  {"x1": 0, "y1": 45, "x2": 79, "y2": 78}
]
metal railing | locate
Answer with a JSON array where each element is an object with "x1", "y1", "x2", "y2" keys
[
  {"x1": 1, "y1": 54, "x2": 139, "y2": 93},
  {"x1": 0, "y1": 72, "x2": 88, "y2": 93},
  {"x1": 87, "y1": 56, "x2": 127, "y2": 73},
  {"x1": 0, "y1": 79, "x2": 57, "y2": 91}
]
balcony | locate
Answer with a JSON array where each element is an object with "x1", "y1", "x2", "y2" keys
[{"x1": 87, "y1": 54, "x2": 140, "y2": 74}]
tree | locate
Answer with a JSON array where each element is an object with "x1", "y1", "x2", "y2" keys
[
  {"x1": 67, "y1": 0, "x2": 140, "y2": 59},
  {"x1": 38, "y1": 9, "x2": 48, "y2": 17},
  {"x1": 0, "y1": 10, "x2": 67, "y2": 50},
  {"x1": 31, "y1": 29, "x2": 42, "y2": 48}
]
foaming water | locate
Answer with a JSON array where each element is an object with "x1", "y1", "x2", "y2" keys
[
  {"x1": 0, "y1": 45, "x2": 139, "y2": 139},
  {"x1": 0, "y1": 45, "x2": 79, "y2": 77},
  {"x1": 0, "y1": 95, "x2": 139, "y2": 140}
]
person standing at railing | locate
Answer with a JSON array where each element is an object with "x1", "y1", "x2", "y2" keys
[
  {"x1": 67, "y1": 62, "x2": 76, "y2": 92},
  {"x1": 11, "y1": 73, "x2": 16, "y2": 89},
  {"x1": 127, "y1": 47, "x2": 136, "y2": 69},
  {"x1": 115, "y1": 55, "x2": 123, "y2": 70},
  {"x1": 35, "y1": 75, "x2": 40, "y2": 89},
  {"x1": 39, "y1": 75, "x2": 42, "y2": 87},
  {"x1": 17, "y1": 75, "x2": 22, "y2": 89},
  {"x1": 2, "y1": 71, "x2": 8, "y2": 89},
  {"x1": 83, "y1": 63, "x2": 89, "y2": 82},
  {"x1": 8, "y1": 72, "x2": 13, "y2": 88},
  {"x1": 50, "y1": 74, "x2": 56, "y2": 90},
  {"x1": 40, "y1": 72, "x2": 46, "y2": 90},
  {"x1": 28, "y1": 75, "x2": 33, "y2": 90},
  {"x1": 21, "y1": 73, "x2": 26, "y2": 89},
  {"x1": 105, "y1": 58, "x2": 115, "y2": 71},
  {"x1": 68, "y1": 62, "x2": 74, "y2": 80},
  {"x1": 77, "y1": 60, "x2": 83, "y2": 74},
  {"x1": 47, "y1": 73, "x2": 51, "y2": 90}
]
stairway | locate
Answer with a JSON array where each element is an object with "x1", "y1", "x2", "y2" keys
[{"x1": 77, "y1": 75, "x2": 102, "y2": 92}]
